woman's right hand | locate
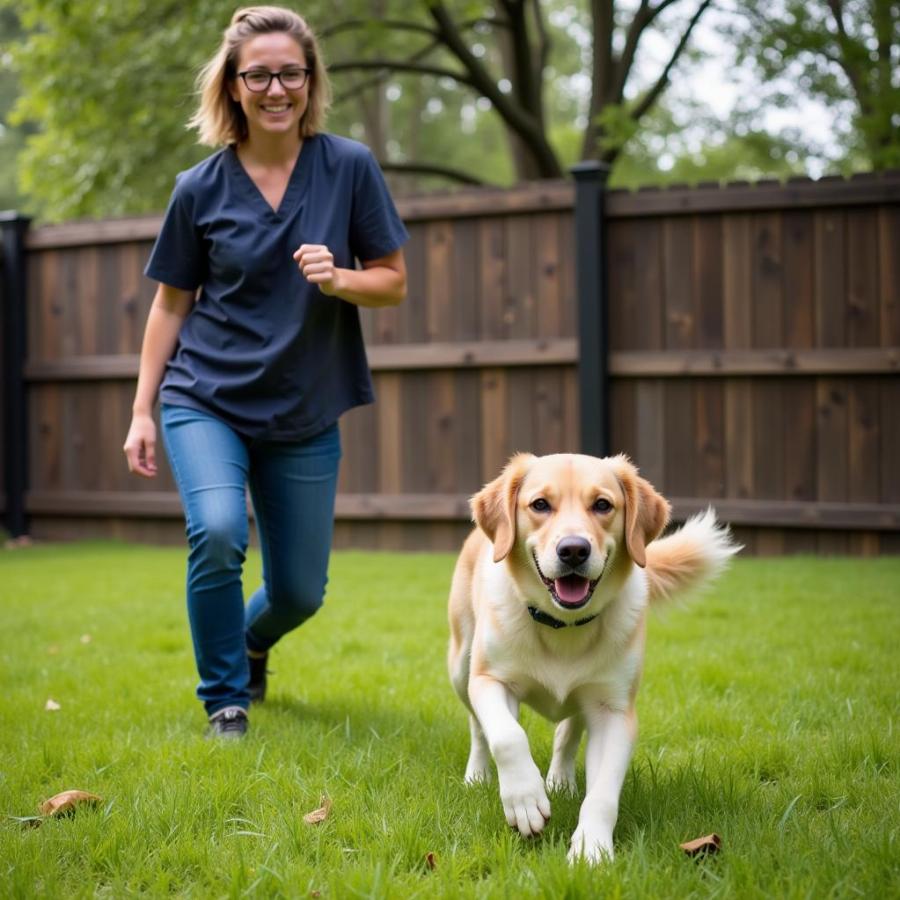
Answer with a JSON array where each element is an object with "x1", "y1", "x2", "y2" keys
[{"x1": 123, "y1": 412, "x2": 158, "y2": 478}]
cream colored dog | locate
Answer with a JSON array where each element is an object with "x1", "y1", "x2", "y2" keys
[{"x1": 448, "y1": 452, "x2": 739, "y2": 863}]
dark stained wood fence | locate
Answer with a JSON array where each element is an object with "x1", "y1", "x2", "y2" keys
[{"x1": 2, "y1": 172, "x2": 898, "y2": 554}]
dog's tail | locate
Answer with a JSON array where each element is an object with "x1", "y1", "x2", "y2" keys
[{"x1": 644, "y1": 508, "x2": 740, "y2": 606}]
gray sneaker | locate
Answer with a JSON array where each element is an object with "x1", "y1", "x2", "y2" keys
[{"x1": 206, "y1": 706, "x2": 248, "y2": 739}]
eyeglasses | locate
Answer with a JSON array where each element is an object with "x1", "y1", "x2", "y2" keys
[{"x1": 237, "y1": 67, "x2": 311, "y2": 92}]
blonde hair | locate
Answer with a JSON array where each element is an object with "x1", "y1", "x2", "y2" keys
[{"x1": 189, "y1": 6, "x2": 330, "y2": 146}]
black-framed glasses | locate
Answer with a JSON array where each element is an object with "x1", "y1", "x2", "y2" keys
[{"x1": 237, "y1": 67, "x2": 311, "y2": 92}]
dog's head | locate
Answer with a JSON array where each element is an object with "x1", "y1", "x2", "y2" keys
[{"x1": 471, "y1": 453, "x2": 670, "y2": 614}]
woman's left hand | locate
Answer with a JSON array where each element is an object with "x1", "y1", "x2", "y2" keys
[{"x1": 293, "y1": 244, "x2": 343, "y2": 296}]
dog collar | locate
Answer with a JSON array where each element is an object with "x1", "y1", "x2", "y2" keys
[{"x1": 527, "y1": 606, "x2": 598, "y2": 629}]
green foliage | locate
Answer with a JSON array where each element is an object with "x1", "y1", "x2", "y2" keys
[
  {"x1": 0, "y1": 8, "x2": 31, "y2": 210},
  {"x1": 1, "y1": 543, "x2": 899, "y2": 896},
  {"x1": 610, "y1": 100, "x2": 810, "y2": 188},
  {"x1": 5, "y1": 0, "x2": 232, "y2": 220},
  {"x1": 724, "y1": 0, "x2": 900, "y2": 170},
  {"x1": 5, "y1": 1, "x2": 894, "y2": 220}
]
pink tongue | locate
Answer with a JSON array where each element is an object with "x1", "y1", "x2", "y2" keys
[{"x1": 554, "y1": 574, "x2": 590, "y2": 606}]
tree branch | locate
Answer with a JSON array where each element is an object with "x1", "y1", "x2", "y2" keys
[
  {"x1": 319, "y1": 16, "x2": 506, "y2": 41},
  {"x1": 825, "y1": 0, "x2": 868, "y2": 110},
  {"x1": 612, "y1": 0, "x2": 654, "y2": 104},
  {"x1": 629, "y1": 0, "x2": 713, "y2": 121},
  {"x1": 327, "y1": 59, "x2": 476, "y2": 88},
  {"x1": 332, "y1": 37, "x2": 445, "y2": 105},
  {"x1": 319, "y1": 19, "x2": 438, "y2": 40},
  {"x1": 378, "y1": 160, "x2": 488, "y2": 185},
  {"x1": 426, "y1": 0, "x2": 561, "y2": 175}
]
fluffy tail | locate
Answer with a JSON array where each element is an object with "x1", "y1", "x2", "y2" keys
[{"x1": 644, "y1": 508, "x2": 741, "y2": 606}]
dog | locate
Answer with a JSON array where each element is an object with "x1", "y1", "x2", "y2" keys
[{"x1": 447, "y1": 452, "x2": 739, "y2": 863}]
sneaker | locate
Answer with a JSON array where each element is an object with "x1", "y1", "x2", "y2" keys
[
  {"x1": 247, "y1": 651, "x2": 269, "y2": 704},
  {"x1": 206, "y1": 706, "x2": 248, "y2": 740}
]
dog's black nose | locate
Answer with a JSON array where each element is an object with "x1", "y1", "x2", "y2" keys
[{"x1": 556, "y1": 536, "x2": 591, "y2": 566}]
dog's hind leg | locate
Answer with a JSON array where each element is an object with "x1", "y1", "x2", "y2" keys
[
  {"x1": 546, "y1": 715, "x2": 583, "y2": 793},
  {"x1": 464, "y1": 713, "x2": 492, "y2": 783}
]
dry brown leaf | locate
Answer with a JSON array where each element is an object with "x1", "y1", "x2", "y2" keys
[
  {"x1": 302, "y1": 794, "x2": 332, "y2": 825},
  {"x1": 44, "y1": 698, "x2": 61, "y2": 711},
  {"x1": 425, "y1": 852, "x2": 437, "y2": 870},
  {"x1": 39, "y1": 790, "x2": 103, "y2": 817},
  {"x1": 679, "y1": 833, "x2": 722, "y2": 857},
  {"x1": 80, "y1": 634, "x2": 92, "y2": 644}
]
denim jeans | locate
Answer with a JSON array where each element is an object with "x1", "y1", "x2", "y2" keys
[{"x1": 161, "y1": 404, "x2": 341, "y2": 715}]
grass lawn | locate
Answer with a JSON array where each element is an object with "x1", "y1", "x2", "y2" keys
[{"x1": 1, "y1": 542, "x2": 898, "y2": 898}]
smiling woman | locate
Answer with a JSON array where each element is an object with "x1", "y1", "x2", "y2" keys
[{"x1": 121, "y1": 5, "x2": 409, "y2": 739}]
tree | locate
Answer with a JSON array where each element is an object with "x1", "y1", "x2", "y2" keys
[
  {"x1": 326, "y1": 0, "x2": 715, "y2": 180},
  {"x1": 0, "y1": 0, "x2": 711, "y2": 218},
  {"x1": 725, "y1": 0, "x2": 900, "y2": 169}
]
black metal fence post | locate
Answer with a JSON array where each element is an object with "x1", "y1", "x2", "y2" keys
[
  {"x1": 570, "y1": 161, "x2": 611, "y2": 458},
  {"x1": 0, "y1": 211, "x2": 32, "y2": 539}
]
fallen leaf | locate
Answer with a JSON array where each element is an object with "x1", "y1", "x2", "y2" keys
[
  {"x1": 39, "y1": 790, "x2": 103, "y2": 817},
  {"x1": 45, "y1": 698, "x2": 61, "y2": 711},
  {"x1": 425, "y1": 852, "x2": 437, "y2": 870},
  {"x1": 9, "y1": 815, "x2": 45, "y2": 828},
  {"x1": 303, "y1": 794, "x2": 332, "y2": 825},
  {"x1": 80, "y1": 634, "x2": 92, "y2": 644},
  {"x1": 679, "y1": 833, "x2": 722, "y2": 857}
]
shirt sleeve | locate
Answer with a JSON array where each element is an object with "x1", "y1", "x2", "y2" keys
[
  {"x1": 144, "y1": 175, "x2": 208, "y2": 290},
  {"x1": 349, "y1": 150, "x2": 409, "y2": 263}
]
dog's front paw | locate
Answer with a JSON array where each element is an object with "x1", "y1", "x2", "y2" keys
[
  {"x1": 567, "y1": 825, "x2": 614, "y2": 865},
  {"x1": 498, "y1": 762, "x2": 551, "y2": 837}
]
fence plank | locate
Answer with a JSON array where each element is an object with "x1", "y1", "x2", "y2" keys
[
  {"x1": 694, "y1": 215, "x2": 724, "y2": 349},
  {"x1": 846, "y1": 208, "x2": 880, "y2": 347},
  {"x1": 782, "y1": 210, "x2": 815, "y2": 348},
  {"x1": 879, "y1": 206, "x2": 900, "y2": 346},
  {"x1": 752, "y1": 213, "x2": 783, "y2": 347},
  {"x1": 814, "y1": 211, "x2": 846, "y2": 347},
  {"x1": 663, "y1": 218, "x2": 694, "y2": 348},
  {"x1": 723, "y1": 214, "x2": 753, "y2": 349},
  {"x1": 817, "y1": 379, "x2": 849, "y2": 503}
]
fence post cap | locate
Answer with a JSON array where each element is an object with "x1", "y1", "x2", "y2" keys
[
  {"x1": 0, "y1": 210, "x2": 33, "y2": 227},
  {"x1": 570, "y1": 160, "x2": 611, "y2": 182}
]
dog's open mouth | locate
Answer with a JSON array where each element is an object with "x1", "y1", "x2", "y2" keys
[{"x1": 532, "y1": 552, "x2": 604, "y2": 610}]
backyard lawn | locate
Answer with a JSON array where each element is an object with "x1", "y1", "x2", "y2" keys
[{"x1": 2, "y1": 542, "x2": 898, "y2": 898}]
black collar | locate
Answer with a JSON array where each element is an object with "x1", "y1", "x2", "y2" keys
[{"x1": 527, "y1": 605, "x2": 598, "y2": 629}]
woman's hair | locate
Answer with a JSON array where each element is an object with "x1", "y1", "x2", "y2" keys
[{"x1": 189, "y1": 5, "x2": 330, "y2": 146}]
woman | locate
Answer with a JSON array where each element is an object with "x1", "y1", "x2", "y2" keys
[{"x1": 123, "y1": 5, "x2": 408, "y2": 738}]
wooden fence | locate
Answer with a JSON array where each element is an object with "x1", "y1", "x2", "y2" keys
[{"x1": 1, "y1": 171, "x2": 899, "y2": 555}]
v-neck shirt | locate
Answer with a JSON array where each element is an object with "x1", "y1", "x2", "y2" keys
[{"x1": 145, "y1": 133, "x2": 409, "y2": 440}]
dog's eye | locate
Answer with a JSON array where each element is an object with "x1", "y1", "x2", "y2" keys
[
  {"x1": 592, "y1": 498, "x2": 613, "y2": 514},
  {"x1": 530, "y1": 498, "x2": 551, "y2": 513}
]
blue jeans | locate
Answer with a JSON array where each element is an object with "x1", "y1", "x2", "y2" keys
[{"x1": 161, "y1": 404, "x2": 341, "y2": 715}]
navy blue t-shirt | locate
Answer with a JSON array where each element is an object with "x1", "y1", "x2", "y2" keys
[{"x1": 145, "y1": 133, "x2": 409, "y2": 440}]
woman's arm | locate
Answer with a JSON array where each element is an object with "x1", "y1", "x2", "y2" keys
[
  {"x1": 293, "y1": 245, "x2": 406, "y2": 308},
  {"x1": 122, "y1": 283, "x2": 195, "y2": 477}
]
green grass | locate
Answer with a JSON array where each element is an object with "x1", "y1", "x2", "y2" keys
[{"x1": 1, "y1": 543, "x2": 898, "y2": 898}]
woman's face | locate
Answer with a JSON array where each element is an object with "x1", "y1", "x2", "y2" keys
[{"x1": 229, "y1": 32, "x2": 310, "y2": 141}]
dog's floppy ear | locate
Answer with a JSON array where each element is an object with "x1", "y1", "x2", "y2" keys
[
  {"x1": 612, "y1": 455, "x2": 671, "y2": 568},
  {"x1": 470, "y1": 453, "x2": 534, "y2": 563}
]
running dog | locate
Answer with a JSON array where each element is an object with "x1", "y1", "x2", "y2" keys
[{"x1": 448, "y1": 452, "x2": 739, "y2": 862}]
